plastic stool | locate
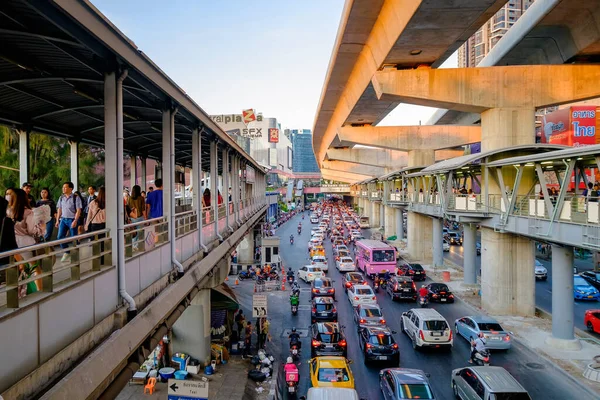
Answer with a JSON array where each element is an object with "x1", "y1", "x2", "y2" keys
[{"x1": 144, "y1": 377, "x2": 157, "y2": 394}]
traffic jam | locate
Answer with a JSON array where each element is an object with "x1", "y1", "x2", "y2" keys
[{"x1": 284, "y1": 199, "x2": 532, "y2": 400}]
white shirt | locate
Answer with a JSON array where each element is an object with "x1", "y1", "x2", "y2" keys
[{"x1": 473, "y1": 337, "x2": 487, "y2": 353}]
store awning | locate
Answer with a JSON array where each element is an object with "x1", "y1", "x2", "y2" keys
[{"x1": 211, "y1": 283, "x2": 239, "y2": 311}]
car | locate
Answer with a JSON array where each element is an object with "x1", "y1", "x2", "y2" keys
[
  {"x1": 310, "y1": 245, "x2": 326, "y2": 258},
  {"x1": 333, "y1": 245, "x2": 349, "y2": 256},
  {"x1": 379, "y1": 368, "x2": 435, "y2": 400},
  {"x1": 447, "y1": 232, "x2": 462, "y2": 245},
  {"x1": 333, "y1": 239, "x2": 344, "y2": 248},
  {"x1": 386, "y1": 277, "x2": 417, "y2": 302},
  {"x1": 312, "y1": 255, "x2": 329, "y2": 273},
  {"x1": 581, "y1": 271, "x2": 600, "y2": 290},
  {"x1": 401, "y1": 309, "x2": 453, "y2": 350},
  {"x1": 397, "y1": 263, "x2": 426, "y2": 281},
  {"x1": 534, "y1": 260, "x2": 548, "y2": 281},
  {"x1": 310, "y1": 322, "x2": 347, "y2": 358},
  {"x1": 443, "y1": 240, "x2": 450, "y2": 252},
  {"x1": 312, "y1": 278, "x2": 336, "y2": 300},
  {"x1": 574, "y1": 275, "x2": 600, "y2": 300},
  {"x1": 426, "y1": 282, "x2": 455, "y2": 303},
  {"x1": 451, "y1": 367, "x2": 531, "y2": 400},
  {"x1": 299, "y1": 265, "x2": 324, "y2": 283},
  {"x1": 343, "y1": 272, "x2": 367, "y2": 292},
  {"x1": 311, "y1": 217, "x2": 319, "y2": 224},
  {"x1": 454, "y1": 316, "x2": 512, "y2": 350},
  {"x1": 585, "y1": 310, "x2": 600, "y2": 334},
  {"x1": 311, "y1": 296, "x2": 338, "y2": 323},
  {"x1": 309, "y1": 356, "x2": 354, "y2": 389},
  {"x1": 353, "y1": 304, "x2": 386, "y2": 328},
  {"x1": 309, "y1": 237, "x2": 323, "y2": 251},
  {"x1": 337, "y1": 250, "x2": 351, "y2": 261},
  {"x1": 337, "y1": 257, "x2": 356, "y2": 272},
  {"x1": 347, "y1": 284, "x2": 377, "y2": 307},
  {"x1": 358, "y1": 326, "x2": 399, "y2": 365},
  {"x1": 311, "y1": 228, "x2": 321, "y2": 236}
]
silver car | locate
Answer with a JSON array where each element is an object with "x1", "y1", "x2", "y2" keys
[
  {"x1": 452, "y1": 366, "x2": 531, "y2": 400},
  {"x1": 454, "y1": 316, "x2": 512, "y2": 350},
  {"x1": 353, "y1": 304, "x2": 385, "y2": 328}
]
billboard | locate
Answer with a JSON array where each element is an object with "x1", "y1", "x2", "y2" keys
[
  {"x1": 541, "y1": 106, "x2": 599, "y2": 147},
  {"x1": 242, "y1": 109, "x2": 257, "y2": 124},
  {"x1": 268, "y1": 128, "x2": 279, "y2": 143}
]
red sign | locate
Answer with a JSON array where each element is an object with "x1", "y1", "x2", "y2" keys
[
  {"x1": 242, "y1": 109, "x2": 256, "y2": 125},
  {"x1": 268, "y1": 128, "x2": 279, "y2": 143},
  {"x1": 542, "y1": 106, "x2": 599, "y2": 147}
]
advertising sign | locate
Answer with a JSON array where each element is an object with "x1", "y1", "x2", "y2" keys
[
  {"x1": 242, "y1": 109, "x2": 257, "y2": 124},
  {"x1": 541, "y1": 106, "x2": 599, "y2": 147},
  {"x1": 268, "y1": 128, "x2": 279, "y2": 143},
  {"x1": 167, "y1": 379, "x2": 208, "y2": 400}
]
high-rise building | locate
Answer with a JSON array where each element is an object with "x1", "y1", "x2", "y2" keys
[
  {"x1": 458, "y1": 1, "x2": 535, "y2": 67},
  {"x1": 291, "y1": 129, "x2": 320, "y2": 173}
]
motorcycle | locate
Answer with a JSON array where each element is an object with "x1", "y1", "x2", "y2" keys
[
  {"x1": 374, "y1": 281, "x2": 379, "y2": 292},
  {"x1": 238, "y1": 270, "x2": 256, "y2": 281},
  {"x1": 298, "y1": 227, "x2": 302, "y2": 235},
  {"x1": 418, "y1": 295, "x2": 429, "y2": 308},
  {"x1": 290, "y1": 237, "x2": 294, "y2": 245},
  {"x1": 472, "y1": 349, "x2": 491, "y2": 366},
  {"x1": 379, "y1": 278, "x2": 387, "y2": 289},
  {"x1": 290, "y1": 294, "x2": 299, "y2": 316},
  {"x1": 287, "y1": 274, "x2": 295, "y2": 284}
]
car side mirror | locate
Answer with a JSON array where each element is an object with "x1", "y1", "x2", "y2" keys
[
  {"x1": 391, "y1": 330, "x2": 397, "y2": 334},
  {"x1": 402, "y1": 312, "x2": 407, "y2": 316}
]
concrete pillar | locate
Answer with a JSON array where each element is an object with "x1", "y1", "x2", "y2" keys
[
  {"x1": 172, "y1": 288, "x2": 211, "y2": 366},
  {"x1": 372, "y1": 201, "x2": 380, "y2": 227},
  {"x1": 18, "y1": 129, "x2": 29, "y2": 186},
  {"x1": 379, "y1": 203, "x2": 385, "y2": 230},
  {"x1": 140, "y1": 157, "x2": 147, "y2": 192},
  {"x1": 70, "y1": 141, "x2": 79, "y2": 191},
  {"x1": 192, "y1": 128, "x2": 203, "y2": 251},
  {"x1": 395, "y1": 208, "x2": 404, "y2": 240},
  {"x1": 546, "y1": 245, "x2": 581, "y2": 350},
  {"x1": 432, "y1": 218, "x2": 443, "y2": 268},
  {"x1": 480, "y1": 108, "x2": 535, "y2": 153},
  {"x1": 223, "y1": 147, "x2": 230, "y2": 230},
  {"x1": 480, "y1": 230, "x2": 535, "y2": 316},
  {"x1": 384, "y1": 205, "x2": 395, "y2": 239},
  {"x1": 463, "y1": 224, "x2": 478, "y2": 284},
  {"x1": 104, "y1": 72, "x2": 119, "y2": 267},
  {"x1": 408, "y1": 149, "x2": 434, "y2": 168},
  {"x1": 130, "y1": 155, "x2": 137, "y2": 188},
  {"x1": 407, "y1": 213, "x2": 433, "y2": 261},
  {"x1": 237, "y1": 229, "x2": 255, "y2": 265},
  {"x1": 210, "y1": 141, "x2": 219, "y2": 238}
]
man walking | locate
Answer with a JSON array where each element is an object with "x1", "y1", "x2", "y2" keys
[
  {"x1": 22, "y1": 182, "x2": 35, "y2": 207},
  {"x1": 56, "y1": 181, "x2": 83, "y2": 263},
  {"x1": 145, "y1": 179, "x2": 163, "y2": 219}
]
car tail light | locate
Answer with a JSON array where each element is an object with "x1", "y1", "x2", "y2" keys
[
  {"x1": 449, "y1": 330, "x2": 453, "y2": 341},
  {"x1": 339, "y1": 339, "x2": 347, "y2": 346},
  {"x1": 359, "y1": 319, "x2": 366, "y2": 323},
  {"x1": 409, "y1": 270, "x2": 414, "y2": 275},
  {"x1": 419, "y1": 330, "x2": 425, "y2": 340},
  {"x1": 412, "y1": 283, "x2": 416, "y2": 291},
  {"x1": 312, "y1": 340, "x2": 321, "y2": 347},
  {"x1": 308, "y1": 273, "x2": 313, "y2": 277},
  {"x1": 392, "y1": 343, "x2": 398, "y2": 349},
  {"x1": 440, "y1": 291, "x2": 446, "y2": 294},
  {"x1": 312, "y1": 289, "x2": 318, "y2": 293},
  {"x1": 366, "y1": 343, "x2": 373, "y2": 349},
  {"x1": 380, "y1": 319, "x2": 386, "y2": 324},
  {"x1": 312, "y1": 308, "x2": 316, "y2": 313},
  {"x1": 433, "y1": 294, "x2": 438, "y2": 298},
  {"x1": 354, "y1": 296, "x2": 359, "y2": 300},
  {"x1": 449, "y1": 294, "x2": 454, "y2": 298},
  {"x1": 328, "y1": 289, "x2": 334, "y2": 293},
  {"x1": 372, "y1": 296, "x2": 376, "y2": 300},
  {"x1": 332, "y1": 308, "x2": 337, "y2": 313},
  {"x1": 345, "y1": 282, "x2": 351, "y2": 288},
  {"x1": 504, "y1": 335, "x2": 511, "y2": 342}
]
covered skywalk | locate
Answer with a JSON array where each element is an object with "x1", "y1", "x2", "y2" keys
[{"x1": 0, "y1": 1, "x2": 267, "y2": 399}]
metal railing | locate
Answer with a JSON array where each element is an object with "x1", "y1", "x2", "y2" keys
[
  {"x1": 124, "y1": 216, "x2": 169, "y2": 259},
  {"x1": 389, "y1": 193, "x2": 409, "y2": 202},
  {"x1": 0, "y1": 229, "x2": 112, "y2": 309},
  {"x1": 175, "y1": 210, "x2": 198, "y2": 238}
]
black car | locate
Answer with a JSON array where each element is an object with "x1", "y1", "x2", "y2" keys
[
  {"x1": 311, "y1": 296, "x2": 337, "y2": 323},
  {"x1": 358, "y1": 326, "x2": 399, "y2": 365},
  {"x1": 310, "y1": 322, "x2": 347, "y2": 358},
  {"x1": 582, "y1": 271, "x2": 600, "y2": 290},
  {"x1": 379, "y1": 368, "x2": 435, "y2": 400},
  {"x1": 426, "y1": 282, "x2": 455, "y2": 303},
  {"x1": 397, "y1": 263, "x2": 426, "y2": 281},
  {"x1": 311, "y1": 278, "x2": 336, "y2": 300},
  {"x1": 386, "y1": 277, "x2": 417, "y2": 302}
]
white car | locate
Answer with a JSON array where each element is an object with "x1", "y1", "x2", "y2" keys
[
  {"x1": 308, "y1": 238, "x2": 323, "y2": 250},
  {"x1": 401, "y1": 309, "x2": 453, "y2": 350},
  {"x1": 443, "y1": 240, "x2": 450, "y2": 252},
  {"x1": 310, "y1": 217, "x2": 319, "y2": 224},
  {"x1": 298, "y1": 265, "x2": 324, "y2": 282},
  {"x1": 312, "y1": 255, "x2": 328, "y2": 273},
  {"x1": 535, "y1": 259, "x2": 548, "y2": 280},
  {"x1": 310, "y1": 228, "x2": 321, "y2": 236},
  {"x1": 312, "y1": 232, "x2": 325, "y2": 241},
  {"x1": 336, "y1": 257, "x2": 356, "y2": 272},
  {"x1": 334, "y1": 245, "x2": 349, "y2": 256},
  {"x1": 347, "y1": 284, "x2": 377, "y2": 307}
]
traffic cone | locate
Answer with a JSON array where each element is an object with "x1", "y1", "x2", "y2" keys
[
  {"x1": 235, "y1": 278, "x2": 239, "y2": 286},
  {"x1": 281, "y1": 281, "x2": 285, "y2": 291},
  {"x1": 254, "y1": 284, "x2": 257, "y2": 293}
]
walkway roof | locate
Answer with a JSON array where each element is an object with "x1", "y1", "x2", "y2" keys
[
  {"x1": 487, "y1": 144, "x2": 600, "y2": 167},
  {"x1": 378, "y1": 165, "x2": 427, "y2": 181},
  {"x1": 0, "y1": 0, "x2": 263, "y2": 171}
]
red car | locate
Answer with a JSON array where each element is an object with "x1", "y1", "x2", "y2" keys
[{"x1": 585, "y1": 310, "x2": 600, "y2": 334}]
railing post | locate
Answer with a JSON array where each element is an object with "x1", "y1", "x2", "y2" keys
[
  {"x1": 6, "y1": 260, "x2": 19, "y2": 308},
  {"x1": 70, "y1": 248, "x2": 80, "y2": 282},
  {"x1": 42, "y1": 248, "x2": 55, "y2": 289}
]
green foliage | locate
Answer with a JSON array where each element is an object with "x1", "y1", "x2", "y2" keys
[{"x1": 278, "y1": 201, "x2": 288, "y2": 213}]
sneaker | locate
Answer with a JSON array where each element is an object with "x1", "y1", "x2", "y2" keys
[{"x1": 61, "y1": 253, "x2": 71, "y2": 263}]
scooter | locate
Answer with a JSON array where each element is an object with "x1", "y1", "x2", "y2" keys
[
  {"x1": 472, "y1": 349, "x2": 491, "y2": 366},
  {"x1": 238, "y1": 270, "x2": 256, "y2": 281},
  {"x1": 290, "y1": 237, "x2": 294, "y2": 245},
  {"x1": 374, "y1": 281, "x2": 380, "y2": 292},
  {"x1": 298, "y1": 227, "x2": 302, "y2": 235},
  {"x1": 418, "y1": 295, "x2": 429, "y2": 308}
]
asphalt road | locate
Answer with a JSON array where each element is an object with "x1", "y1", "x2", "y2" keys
[{"x1": 249, "y1": 211, "x2": 597, "y2": 400}]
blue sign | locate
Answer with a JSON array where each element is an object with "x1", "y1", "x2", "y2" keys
[{"x1": 168, "y1": 396, "x2": 208, "y2": 400}]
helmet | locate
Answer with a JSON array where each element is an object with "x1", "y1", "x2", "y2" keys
[
  {"x1": 286, "y1": 357, "x2": 293, "y2": 364},
  {"x1": 292, "y1": 327, "x2": 297, "y2": 333},
  {"x1": 478, "y1": 332, "x2": 484, "y2": 338},
  {"x1": 421, "y1": 285, "x2": 426, "y2": 288}
]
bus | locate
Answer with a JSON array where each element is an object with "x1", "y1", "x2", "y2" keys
[
  {"x1": 359, "y1": 216, "x2": 370, "y2": 228},
  {"x1": 354, "y1": 240, "x2": 397, "y2": 279}
]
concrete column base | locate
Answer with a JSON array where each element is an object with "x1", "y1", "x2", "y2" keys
[
  {"x1": 384, "y1": 206, "x2": 395, "y2": 238},
  {"x1": 172, "y1": 288, "x2": 212, "y2": 366},
  {"x1": 544, "y1": 336, "x2": 582, "y2": 351},
  {"x1": 407, "y1": 212, "x2": 433, "y2": 262},
  {"x1": 236, "y1": 230, "x2": 255, "y2": 264}
]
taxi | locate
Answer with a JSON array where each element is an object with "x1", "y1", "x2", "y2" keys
[
  {"x1": 310, "y1": 245, "x2": 326, "y2": 258},
  {"x1": 308, "y1": 357, "x2": 354, "y2": 389}
]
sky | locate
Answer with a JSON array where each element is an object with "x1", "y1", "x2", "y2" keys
[{"x1": 92, "y1": 0, "x2": 456, "y2": 131}]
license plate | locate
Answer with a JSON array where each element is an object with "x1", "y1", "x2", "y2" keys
[
  {"x1": 441, "y1": 298, "x2": 447, "y2": 302},
  {"x1": 490, "y1": 337, "x2": 501, "y2": 340},
  {"x1": 415, "y1": 272, "x2": 421, "y2": 275},
  {"x1": 431, "y1": 332, "x2": 442, "y2": 336},
  {"x1": 377, "y1": 356, "x2": 388, "y2": 360},
  {"x1": 403, "y1": 289, "x2": 410, "y2": 292},
  {"x1": 292, "y1": 349, "x2": 298, "y2": 354},
  {"x1": 320, "y1": 312, "x2": 328, "y2": 316},
  {"x1": 289, "y1": 387, "x2": 295, "y2": 393},
  {"x1": 325, "y1": 344, "x2": 334, "y2": 348},
  {"x1": 589, "y1": 296, "x2": 594, "y2": 299}
]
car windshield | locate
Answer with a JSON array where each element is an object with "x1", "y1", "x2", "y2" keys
[
  {"x1": 313, "y1": 257, "x2": 326, "y2": 263},
  {"x1": 369, "y1": 334, "x2": 393, "y2": 345},
  {"x1": 361, "y1": 308, "x2": 382, "y2": 317},
  {"x1": 318, "y1": 333, "x2": 340, "y2": 343},
  {"x1": 318, "y1": 368, "x2": 350, "y2": 382},
  {"x1": 373, "y1": 250, "x2": 395, "y2": 262},
  {"x1": 341, "y1": 257, "x2": 353, "y2": 263},
  {"x1": 490, "y1": 394, "x2": 532, "y2": 400},
  {"x1": 349, "y1": 274, "x2": 363, "y2": 281},
  {"x1": 397, "y1": 384, "x2": 434, "y2": 399},
  {"x1": 424, "y1": 320, "x2": 448, "y2": 331},
  {"x1": 356, "y1": 288, "x2": 373, "y2": 295},
  {"x1": 315, "y1": 280, "x2": 331, "y2": 288},
  {"x1": 315, "y1": 303, "x2": 332, "y2": 312},
  {"x1": 411, "y1": 264, "x2": 424, "y2": 271},
  {"x1": 478, "y1": 323, "x2": 504, "y2": 331},
  {"x1": 574, "y1": 277, "x2": 589, "y2": 286},
  {"x1": 431, "y1": 284, "x2": 449, "y2": 292},
  {"x1": 310, "y1": 267, "x2": 322, "y2": 273}
]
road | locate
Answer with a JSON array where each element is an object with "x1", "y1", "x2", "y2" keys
[
  {"x1": 250, "y1": 210, "x2": 596, "y2": 400},
  {"x1": 441, "y1": 238, "x2": 598, "y2": 334}
]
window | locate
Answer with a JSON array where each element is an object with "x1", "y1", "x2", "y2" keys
[
  {"x1": 369, "y1": 334, "x2": 393, "y2": 345},
  {"x1": 265, "y1": 248, "x2": 271, "y2": 263},
  {"x1": 460, "y1": 369, "x2": 480, "y2": 393},
  {"x1": 477, "y1": 323, "x2": 504, "y2": 331},
  {"x1": 425, "y1": 320, "x2": 448, "y2": 331},
  {"x1": 315, "y1": 303, "x2": 332, "y2": 312},
  {"x1": 385, "y1": 373, "x2": 396, "y2": 394},
  {"x1": 491, "y1": 393, "x2": 532, "y2": 400},
  {"x1": 373, "y1": 250, "x2": 395, "y2": 262},
  {"x1": 397, "y1": 384, "x2": 434, "y2": 399},
  {"x1": 356, "y1": 288, "x2": 373, "y2": 295},
  {"x1": 362, "y1": 308, "x2": 382, "y2": 317},
  {"x1": 317, "y1": 333, "x2": 340, "y2": 343},
  {"x1": 273, "y1": 247, "x2": 279, "y2": 255},
  {"x1": 317, "y1": 368, "x2": 349, "y2": 382}
]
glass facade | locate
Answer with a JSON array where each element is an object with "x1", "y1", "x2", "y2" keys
[{"x1": 291, "y1": 130, "x2": 320, "y2": 173}]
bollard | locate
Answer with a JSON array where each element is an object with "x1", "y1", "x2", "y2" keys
[{"x1": 442, "y1": 271, "x2": 451, "y2": 282}]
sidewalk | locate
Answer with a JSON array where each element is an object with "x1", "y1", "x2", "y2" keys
[{"x1": 400, "y1": 246, "x2": 600, "y2": 395}]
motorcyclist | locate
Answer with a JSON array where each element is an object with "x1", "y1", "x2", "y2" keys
[
  {"x1": 287, "y1": 269, "x2": 295, "y2": 281},
  {"x1": 383, "y1": 270, "x2": 391, "y2": 283},
  {"x1": 470, "y1": 332, "x2": 487, "y2": 364},
  {"x1": 289, "y1": 328, "x2": 301, "y2": 349},
  {"x1": 290, "y1": 234, "x2": 294, "y2": 244},
  {"x1": 418, "y1": 285, "x2": 429, "y2": 299},
  {"x1": 291, "y1": 281, "x2": 300, "y2": 293}
]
